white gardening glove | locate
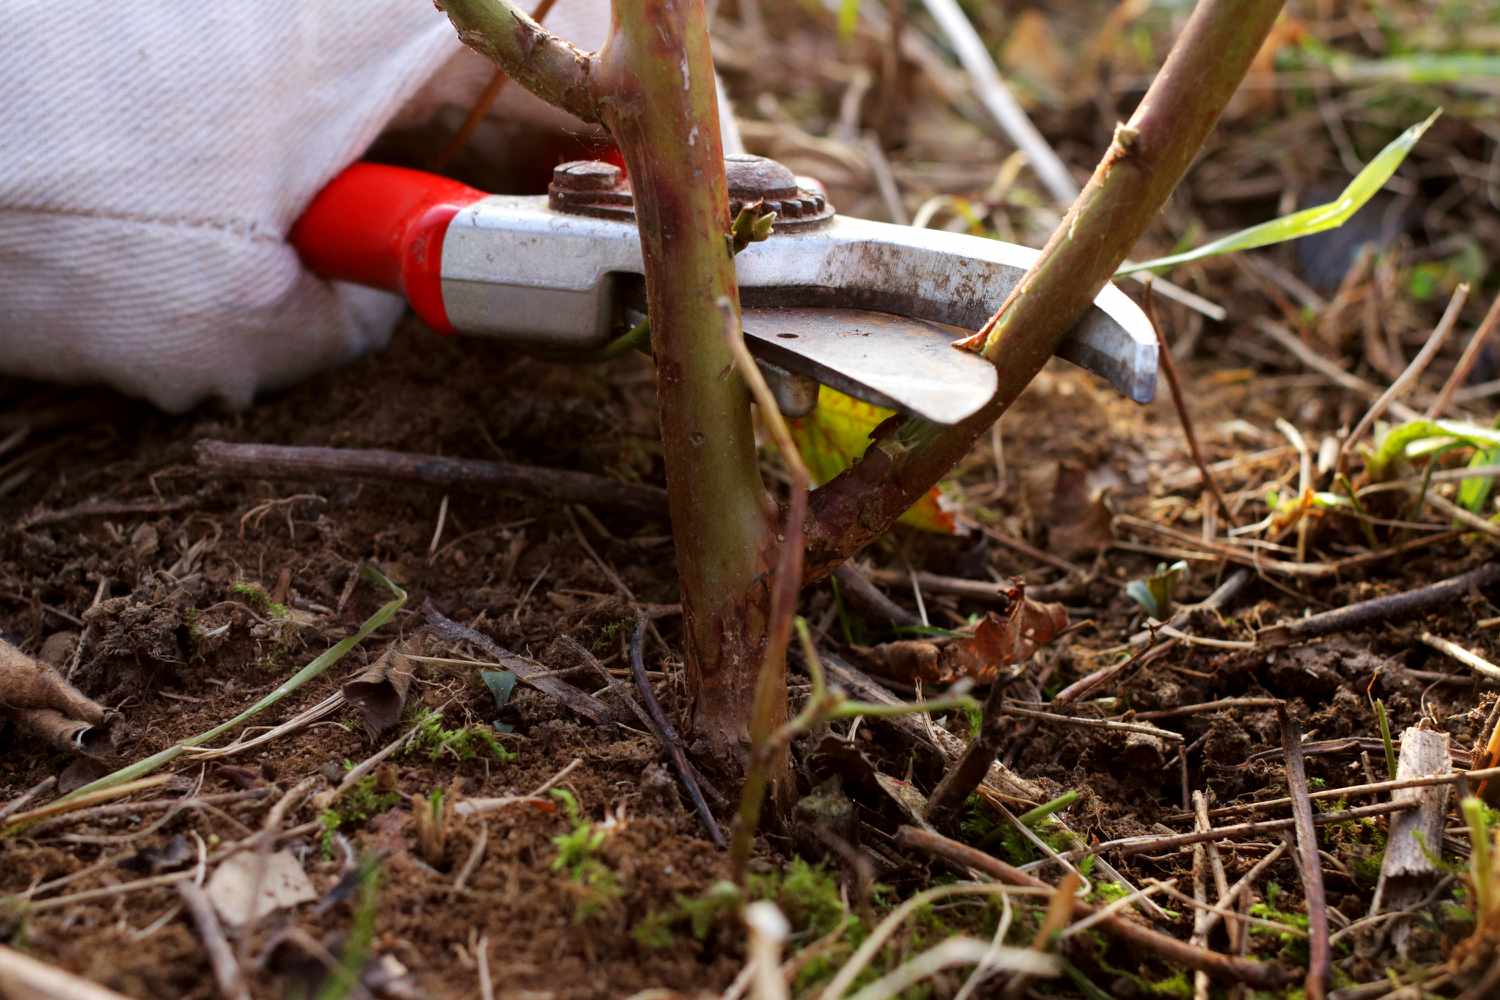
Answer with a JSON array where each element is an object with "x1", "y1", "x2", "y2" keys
[{"x1": 0, "y1": 2, "x2": 741, "y2": 413}]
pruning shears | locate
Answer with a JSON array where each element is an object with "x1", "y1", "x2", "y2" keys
[{"x1": 290, "y1": 154, "x2": 1157, "y2": 424}]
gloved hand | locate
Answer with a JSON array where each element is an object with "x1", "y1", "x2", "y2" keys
[{"x1": 0, "y1": 2, "x2": 740, "y2": 413}]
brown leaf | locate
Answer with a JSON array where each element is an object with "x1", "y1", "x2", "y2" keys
[
  {"x1": 0, "y1": 639, "x2": 106, "y2": 723},
  {"x1": 343, "y1": 640, "x2": 416, "y2": 739},
  {"x1": 1046, "y1": 461, "x2": 1118, "y2": 559},
  {"x1": 854, "y1": 584, "x2": 1067, "y2": 686},
  {"x1": 10, "y1": 708, "x2": 114, "y2": 756}
]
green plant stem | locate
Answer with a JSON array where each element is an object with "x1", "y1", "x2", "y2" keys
[
  {"x1": 1373, "y1": 699, "x2": 1397, "y2": 781},
  {"x1": 730, "y1": 618, "x2": 827, "y2": 883},
  {"x1": 434, "y1": 0, "x2": 600, "y2": 124},
  {"x1": 1463, "y1": 796, "x2": 1494, "y2": 928},
  {"x1": 594, "y1": 0, "x2": 780, "y2": 762},
  {"x1": 800, "y1": 0, "x2": 1286, "y2": 583},
  {"x1": 440, "y1": 0, "x2": 781, "y2": 766}
]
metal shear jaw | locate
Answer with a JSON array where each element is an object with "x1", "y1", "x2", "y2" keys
[{"x1": 437, "y1": 156, "x2": 1157, "y2": 424}]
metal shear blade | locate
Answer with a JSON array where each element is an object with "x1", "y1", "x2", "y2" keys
[
  {"x1": 438, "y1": 188, "x2": 1158, "y2": 424},
  {"x1": 741, "y1": 308, "x2": 995, "y2": 425}
]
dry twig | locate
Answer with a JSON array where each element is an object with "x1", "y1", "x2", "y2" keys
[
  {"x1": 1429, "y1": 290, "x2": 1500, "y2": 418},
  {"x1": 895, "y1": 826, "x2": 1293, "y2": 988},
  {"x1": 1279, "y1": 707, "x2": 1329, "y2": 1000},
  {"x1": 194, "y1": 440, "x2": 666, "y2": 515},
  {"x1": 626, "y1": 614, "x2": 724, "y2": 846},
  {"x1": 1257, "y1": 563, "x2": 1500, "y2": 647},
  {"x1": 1146, "y1": 282, "x2": 1236, "y2": 527},
  {"x1": 1337, "y1": 283, "x2": 1469, "y2": 474},
  {"x1": 0, "y1": 946, "x2": 134, "y2": 1000},
  {"x1": 176, "y1": 880, "x2": 250, "y2": 1000}
]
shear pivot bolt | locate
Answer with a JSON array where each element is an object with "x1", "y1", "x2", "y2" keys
[
  {"x1": 551, "y1": 160, "x2": 622, "y2": 192},
  {"x1": 723, "y1": 154, "x2": 833, "y2": 227}
]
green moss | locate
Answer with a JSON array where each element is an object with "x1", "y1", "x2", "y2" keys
[
  {"x1": 750, "y1": 858, "x2": 847, "y2": 938},
  {"x1": 319, "y1": 773, "x2": 400, "y2": 857},
  {"x1": 631, "y1": 909, "x2": 678, "y2": 950},
  {"x1": 958, "y1": 794, "x2": 999, "y2": 843},
  {"x1": 549, "y1": 789, "x2": 621, "y2": 922},
  {"x1": 631, "y1": 880, "x2": 744, "y2": 950},
  {"x1": 230, "y1": 580, "x2": 288, "y2": 619},
  {"x1": 1144, "y1": 970, "x2": 1193, "y2": 999},
  {"x1": 1249, "y1": 881, "x2": 1311, "y2": 962},
  {"x1": 1090, "y1": 880, "x2": 1131, "y2": 905},
  {"x1": 591, "y1": 618, "x2": 631, "y2": 654},
  {"x1": 405, "y1": 708, "x2": 517, "y2": 764}
]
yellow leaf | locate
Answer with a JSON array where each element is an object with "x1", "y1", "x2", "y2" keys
[{"x1": 785, "y1": 387, "x2": 961, "y2": 535}]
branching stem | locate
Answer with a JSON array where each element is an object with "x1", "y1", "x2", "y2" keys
[
  {"x1": 801, "y1": 0, "x2": 1287, "y2": 581},
  {"x1": 435, "y1": 0, "x2": 601, "y2": 124}
]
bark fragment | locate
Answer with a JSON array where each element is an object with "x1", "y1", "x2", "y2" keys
[{"x1": 1372, "y1": 726, "x2": 1451, "y2": 957}]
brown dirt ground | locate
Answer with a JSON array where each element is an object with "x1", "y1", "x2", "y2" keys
[{"x1": 4, "y1": 1, "x2": 1500, "y2": 997}]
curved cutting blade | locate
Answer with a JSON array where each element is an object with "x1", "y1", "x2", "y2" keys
[{"x1": 741, "y1": 307, "x2": 996, "y2": 425}]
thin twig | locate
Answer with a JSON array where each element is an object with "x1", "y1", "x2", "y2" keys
[
  {"x1": 424, "y1": 601, "x2": 618, "y2": 725},
  {"x1": 1196, "y1": 791, "x2": 1232, "y2": 958},
  {"x1": 18, "y1": 496, "x2": 200, "y2": 531},
  {"x1": 477, "y1": 933, "x2": 495, "y2": 1000},
  {"x1": 22, "y1": 870, "x2": 196, "y2": 911},
  {"x1": 1043, "y1": 800, "x2": 1413, "y2": 864},
  {"x1": 627, "y1": 614, "x2": 724, "y2": 847},
  {"x1": 1257, "y1": 563, "x2": 1500, "y2": 647},
  {"x1": 1414, "y1": 486, "x2": 1500, "y2": 542},
  {"x1": 0, "y1": 945, "x2": 135, "y2": 999},
  {"x1": 1200, "y1": 838, "x2": 1291, "y2": 942},
  {"x1": 1173, "y1": 765, "x2": 1500, "y2": 823},
  {"x1": 1146, "y1": 282, "x2": 1236, "y2": 526},
  {"x1": 456, "y1": 757, "x2": 582, "y2": 816},
  {"x1": 1254, "y1": 318, "x2": 1421, "y2": 422},
  {"x1": 914, "y1": 0, "x2": 1074, "y2": 204},
  {"x1": 1421, "y1": 631, "x2": 1500, "y2": 681},
  {"x1": 176, "y1": 880, "x2": 250, "y2": 1000},
  {"x1": 723, "y1": 295, "x2": 810, "y2": 879},
  {"x1": 1275, "y1": 417, "x2": 1313, "y2": 564},
  {"x1": 0, "y1": 776, "x2": 55, "y2": 822},
  {"x1": 1000, "y1": 703, "x2": 1183, "y2": 742},
  {"x1": 1053, "y1": 569, "x2": 1252, "y2": 704},
  {"x1": 894, "y1": 826, "x2": 1292, "y2": 988},
  {"x1": 453, "y1": 822, "x2": 489, "y2": 892},
  {"x1": 1279, "y1": 707, "x2": 1329, "y2": 1000},
  {"x1": 1337, "y1": 283, "x2": 1470, "y2": 474},
  {"x1": 1148, "y1": 877, "x2": 1305, "y2": 939},
  {"x1": 833, "y1": 564, "x2": 920, "y2": 628},
  {"x1": 238, "y1": 777, "x2": 319, "y2": 970},
  {"x1": 434, "y1": 0, "x2": 601, "y2": 124},
  {"x1": 863, "y1": 568, "x2": 1013, "y2": 604},
  {"x1": 193, "y1": 440, "x2": 666, "y2": 515},
  {"x1": 923, "y1": 671, "x2": 1018, "y2": 827},
  {"x1": 430, "y1": 0, "x2": 565, "y2": 168},
  {"x1": 1135, "y1": 697, "x2": 1284, "y2": 721},
  {"x1": 1429, "y1": 289, "x2": 1500, "y2": 418},
  {"x1": 2, "y1": 775, "x2": 174, "y2": 832}
]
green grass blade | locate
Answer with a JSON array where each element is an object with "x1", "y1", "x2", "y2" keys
[
  {"x1": 837, "y1": 0, "x2": 860, "y2": 41},
  {"x1": 1367, "y1": 418, "x2": 1500, "y2": 481},
  {"x1": 1461, "y1": 445, "x2": 1500, "y2": 515},
  {"x1": 1117, "y1": 110, "x2": 1440, "y2": 277},
  {"x1": 50, "y1": 566, "x2": 407, "y2": 805},
  {"x1": 1373, "y1": 699, "x2": 1397, "y2": 780},
  {"x1": 1335, "y1": 53, "x2": 1500, "y2": 86}
]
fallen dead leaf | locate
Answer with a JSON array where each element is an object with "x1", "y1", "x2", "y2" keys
[
  {"x1": 205, "y1": 850, "x2": 317, "y2": 927},
  {"x1": 854, "y1": 585, "x2": 1067, "y2": 685}
]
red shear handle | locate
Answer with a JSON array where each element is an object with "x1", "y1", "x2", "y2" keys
[{"x1": 290, "y1": 163, "x2": 486, "y2": 335}]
